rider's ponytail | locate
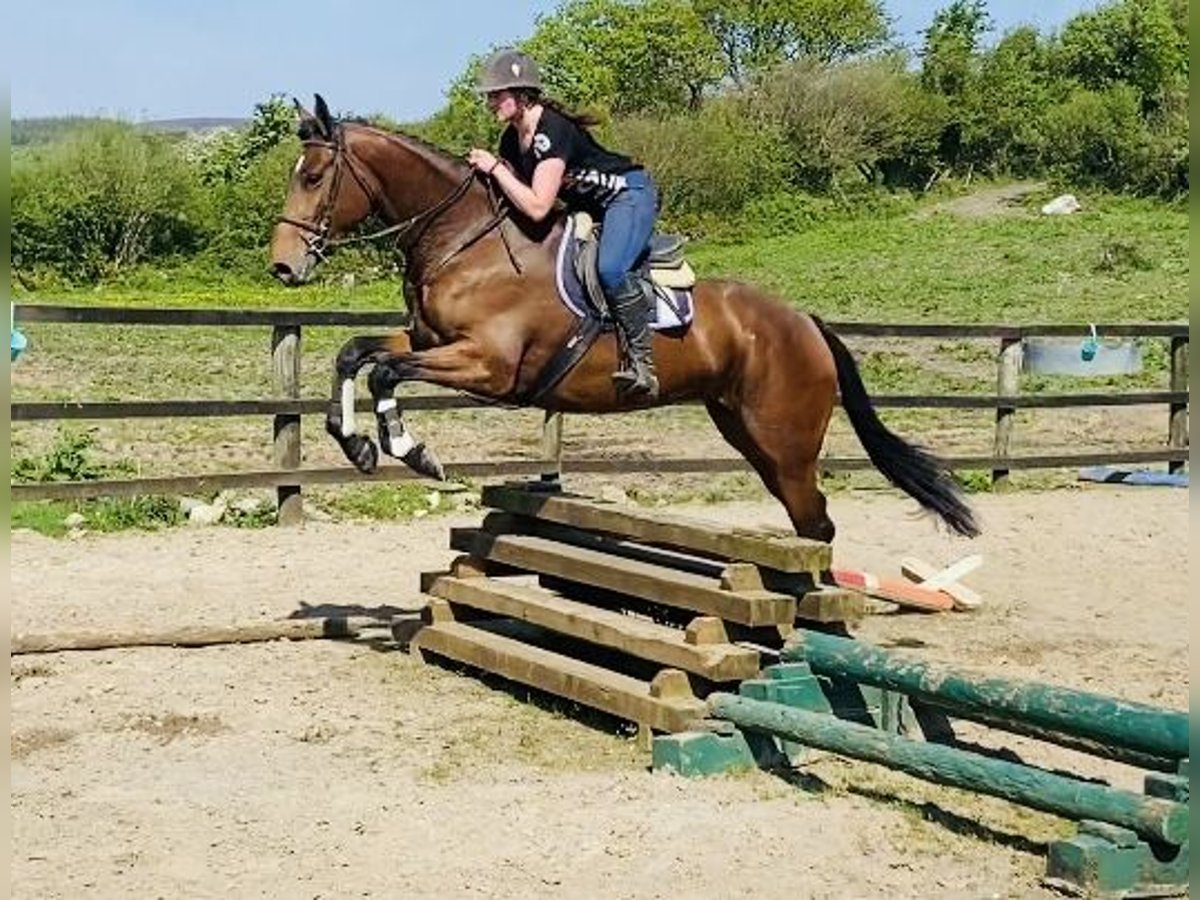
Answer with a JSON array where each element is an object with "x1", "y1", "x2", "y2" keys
[{"x1": 513, "y1": 89, "x2": 600, "y2": 130}]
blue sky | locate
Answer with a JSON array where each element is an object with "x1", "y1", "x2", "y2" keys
[{"x1": 10, "y1": 0, "x2": 1101, "y2": 122}]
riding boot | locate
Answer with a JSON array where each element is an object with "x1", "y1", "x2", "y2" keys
[{"x1": 606, "y1": 277, "x2": 659, "y2": 399}]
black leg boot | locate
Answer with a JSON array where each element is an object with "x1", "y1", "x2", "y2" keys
[{"x1": 606, "y1": 277, "x2": 659, "y2": 399}]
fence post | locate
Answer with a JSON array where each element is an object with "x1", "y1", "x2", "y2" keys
[
  {"x1": 992, "y1": 336, "x2": 1021, "y2": 487},
  {"x1": 272, "y1": 324, "x2": 303, "y2": 525},
  {"x1": 1168, "y1": 335, "x2": 1188, "y2": 474},
  {"x1": 541, "y1": 411, "x2": 564, "y2": 487}
]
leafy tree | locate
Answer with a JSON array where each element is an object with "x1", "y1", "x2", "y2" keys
[
  {"x1": 189, "y1": 95, "x2": 295, "y2": 184},
  {"x1": 1054, "y1": 0, "x2": 1187, "y2": 113},
  {"x1": 919, "y1": 0, "x2": 991, "y2": 98},
  {"x1": 692, "y1": 0, "x2": 890, "y2": 85},
  {"x1": 523, "y1": 0, "x2": 723, "y2": 113},
  {"x1": 918, "y1": 0, "x2": 992, "y2": 170},
  {"x1": 962, "y1": 26, "x2": 1055, "y2": 173}
]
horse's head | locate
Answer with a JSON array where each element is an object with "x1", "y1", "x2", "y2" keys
[{"x1": 270, "y1": 95, "x2": 376, "y2": 285}]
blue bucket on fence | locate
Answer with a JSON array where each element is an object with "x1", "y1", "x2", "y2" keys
[{"x1": 11, "y1": 327, "x2": 27, "y2": 362}]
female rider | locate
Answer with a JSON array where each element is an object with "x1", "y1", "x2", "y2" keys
[{"x1": 466, "y1": 49, "x2": 660, "y2": 399}]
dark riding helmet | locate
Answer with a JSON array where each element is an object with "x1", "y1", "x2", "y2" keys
[{"x1": 477, "y1": 49, "x2": 543, "y2": 94}]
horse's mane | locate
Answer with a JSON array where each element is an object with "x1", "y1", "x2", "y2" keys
[
  {"x1": 340, "y1": 117, "x2": 470, "y2": 175},
  {"x1": 332, "y1": 116, "x2": 564, "y2": 239}
]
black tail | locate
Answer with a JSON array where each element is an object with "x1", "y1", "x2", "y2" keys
[{"x1": 812, "y1": 316, "x2": 980, "y2": 538}]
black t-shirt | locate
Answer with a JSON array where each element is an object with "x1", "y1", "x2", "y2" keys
[{"x1": 499, "y1": 106, "x2": 639, "y2": 211}]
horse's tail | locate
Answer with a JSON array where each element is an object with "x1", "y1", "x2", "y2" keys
[{"x1": 811, "y1": 315, "x2": 980, "y2": 538}]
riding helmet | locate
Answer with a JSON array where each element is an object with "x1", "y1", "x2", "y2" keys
[{"x1": 477, "y1": 49, "x2": 543, "y2": 94}]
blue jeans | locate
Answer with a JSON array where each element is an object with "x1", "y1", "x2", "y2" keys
[{"x1": 596, "y1": 169, "x2": 658, "y2": 294}]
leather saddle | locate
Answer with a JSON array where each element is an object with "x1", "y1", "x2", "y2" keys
[{"x1": 569, "y1": 212, "x2": 696, "y2": 317}]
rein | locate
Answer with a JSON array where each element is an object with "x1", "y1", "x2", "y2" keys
[{"x1": 278, "y1": 126, "x2": 522, "y2": 283}]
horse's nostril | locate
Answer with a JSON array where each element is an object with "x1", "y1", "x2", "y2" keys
[{"x1": 272, "y1": 262, "x2": 294, "y2": 283}]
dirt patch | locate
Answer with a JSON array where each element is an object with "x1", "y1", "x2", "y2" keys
[
  {"x1": 119, "y1": 712, "x2": 230, "y2": 745},
  {"x1": 12, "y1": 726, "x2": 77, "y2": 761},
  {"x1": 920, "y1": 182, "x2": 1048, "y2": 219}
]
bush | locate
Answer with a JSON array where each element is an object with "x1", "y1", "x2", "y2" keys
[
  {"x1": 201, "y1": 139, "x2": 303, "y2": 272},
  {"x1": 745, "y1": 55, "x2": 946, "y2": 191},
  {"x1": 12, "y1": 122, "x2": 209, "y2": 283},
  {"x1": 613, "y1": 99, "x2": 794, "y2": 223},
  {"x1": 1040, "y1": 84, "x2": 1184, "y2": 194}
]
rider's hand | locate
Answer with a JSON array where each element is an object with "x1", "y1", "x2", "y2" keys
[{"x1": 467, "y1": 149, "x2": 500, "y2": 175}]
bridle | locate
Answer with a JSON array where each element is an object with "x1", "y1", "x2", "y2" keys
[{"x1": 277, "y1": 124, "x2": 520, "y2": 282}]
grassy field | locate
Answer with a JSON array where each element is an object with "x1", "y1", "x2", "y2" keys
[{"x1": 12, "y1": 187, "x2": 1188, "y2": 534}]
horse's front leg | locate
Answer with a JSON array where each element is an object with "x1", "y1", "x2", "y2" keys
[
  {"x1": 368, "y1": 339, "x2": 519, "y2": 480},
  {"x1": 327, "y1": 333, "x2": 410, "y2": 473},
  {"x1": 367, "y1": 361, "x2": 445, "y2": 481}
]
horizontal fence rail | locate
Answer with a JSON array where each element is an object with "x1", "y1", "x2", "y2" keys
[
  {"x1": 11, "y1": 304, "x2": 1189, "y2": 516},
  {"x1": 9, "y1": 391, "x2": 1191, "y2": 422},
  {"x1": 14, "y1": 304, "x2": 1191, "y2": 338},
  {"x1": 10, "y1": 450, "x2": 1188, "y2": 504}
]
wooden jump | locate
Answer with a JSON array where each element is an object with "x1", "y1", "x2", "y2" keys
[{"x1": 407, "y1": 483, "x2": 864, "y2": 741}]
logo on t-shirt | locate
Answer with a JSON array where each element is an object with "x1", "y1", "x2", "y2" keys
[{"x1": 533, "y1": 133, "x2": 552, "y2": 156}]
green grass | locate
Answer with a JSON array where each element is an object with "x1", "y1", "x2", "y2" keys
[
  {"x1": 689, "y1": 193, "x2": 1186, "y2": 323},
  {"x1": 318, "y1": 483, "x2": 468, "y2": 521},
  {"x1": 13, "y1": 496, "x2": 183, "y2": 537}
]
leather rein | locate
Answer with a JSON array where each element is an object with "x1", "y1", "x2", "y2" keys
[{"x1": 277, "y1": 125, "x2": 521, "y2": 284}]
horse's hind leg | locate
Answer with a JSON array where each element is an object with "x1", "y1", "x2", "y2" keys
[{"x1": 704, "y1": 399, "x2": 836, "y2": 543}]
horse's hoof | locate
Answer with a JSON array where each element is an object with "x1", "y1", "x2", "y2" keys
[
  {"x1": 344, "y1": 433, "x2": 379, "y2": 474},
  {"x1": 403, "y1": 443, "x2": 446, "y2": 481}
]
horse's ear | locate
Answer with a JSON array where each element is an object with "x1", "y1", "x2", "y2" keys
[
  {"x1": 293, "y1": 97, "x2": 318, "y2": 139},
  {"x1": 313, "y1": 94, "x2": 335, "y2": 138}
]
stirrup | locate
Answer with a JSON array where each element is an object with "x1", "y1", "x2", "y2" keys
[{"x1": 612, "y1": 366, "x2": 659, "y2": 398}]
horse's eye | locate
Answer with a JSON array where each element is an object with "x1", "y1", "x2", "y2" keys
[{"x1": 303, "y1": 171, "x2": 323, "y2": 187}]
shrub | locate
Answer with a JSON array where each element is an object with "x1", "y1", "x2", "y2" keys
[
  {"x1": 613, "y1": 99, "x2": 794, "y2": 222},
  {"x1": 12, "y1": 122, "x2": 209, "y2": 283}
]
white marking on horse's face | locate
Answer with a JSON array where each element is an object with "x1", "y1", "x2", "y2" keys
[{"x1": 293, "y1": 155, "x2": 305, "y2": 176}]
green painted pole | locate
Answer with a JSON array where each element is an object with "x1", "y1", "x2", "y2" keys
[
  {"x1": 709, "y1": 693, "x2": 1188, "y2": 846},
  {"x1": 784, "y1": 631, "x2": 1188, "y2": 761}
]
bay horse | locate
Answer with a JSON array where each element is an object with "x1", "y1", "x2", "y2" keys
[{"x1": 269, "y1": 96, "x2": 978, "y2": 542}]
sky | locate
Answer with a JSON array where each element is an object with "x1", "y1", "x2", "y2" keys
[{"x1": 9, "y1": 0, "x2": 1102, "y2": 123}]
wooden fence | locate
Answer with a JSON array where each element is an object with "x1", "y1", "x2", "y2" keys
[{"x1": 11, "y1": 305, "x2": 1189, "y2": 524}]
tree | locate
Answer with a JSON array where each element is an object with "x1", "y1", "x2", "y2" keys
[
  {"x1": 1054, "y1": 0, "x2": 1187, "y2": 113},
  {"x1": 962, "y1": 26, "x2": 1054, "y2": 173},
  {"x1": 190, "y1": 95, "x2": 294, "y2": 185},
  {"x1": 692, "y1": 0, "x2": 890, "y2": 85},
  {"x1": 919, "y1": 0, "x2": 991, "y2": 98},
  {"x1": 523, "y1": 0, "x2": 723, "y2": 114},
  {"x1": 918, "y1": 0, "x2": 992, "y2": 170}
]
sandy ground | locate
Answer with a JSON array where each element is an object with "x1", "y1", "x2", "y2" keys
[{"x1": 9, "y1": 483, "x2": 1190, "y2": 899}]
